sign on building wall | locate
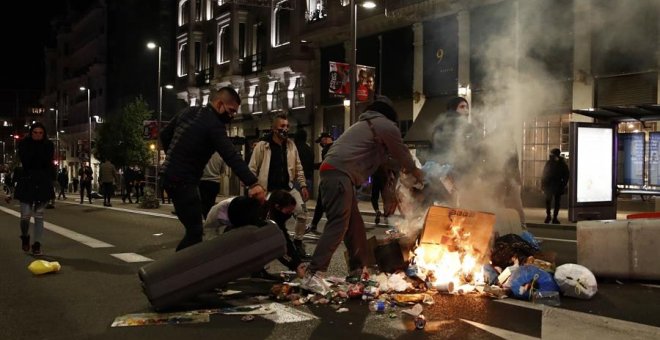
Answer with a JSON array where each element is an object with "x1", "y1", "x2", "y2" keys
[
  {"x1": 423, "y1": 14, "x2": 458, "y2": 97},
  {"x1": 328, "y1": 61, "x2": 376, "y2": 102}
]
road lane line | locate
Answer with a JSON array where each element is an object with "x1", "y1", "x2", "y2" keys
[
  {"x1": 111, "y1": 253, "x2": 153, "y2": 263},
  {"x1": 0, "y1": 206, "x2": 114, "y2": 248},
  {"x1": 460, "y1": 319, "x2": 540, "y2": 340},
  {"x1": 60, "y1": 200, "x2": 178, "y2": 219}
]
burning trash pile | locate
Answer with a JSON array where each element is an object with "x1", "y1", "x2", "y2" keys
[{"x1": 267, "y1": 204, "x2": 597, "y2": 319}]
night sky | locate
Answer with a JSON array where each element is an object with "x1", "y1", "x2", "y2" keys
[{"x1": 0, "y1": 0, "x2": 66, "y2": 111}]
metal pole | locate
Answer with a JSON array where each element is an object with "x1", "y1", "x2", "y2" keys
[
  {"x1": 155, "y1": 46, "x2": 162, "y2": 200},
  {"x1": 87, "y1": 89, "x2": 91, "y2": 165},
  {"x1": 350, "y1": 0, "x2": 357, "y2": 125},
  {"x1": 55, "y1": 108, "x2": 59, "y2": 169}
]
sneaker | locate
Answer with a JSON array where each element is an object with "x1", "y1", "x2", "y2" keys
[
  {"x1": 304, "y1": 224, "x2": 317, "y2": 234},
  {"x1": 552, "y1": 218, "x2": 560, "y2": 224},
  {"x1": 31, "y1": 242, "x2": 41, "y2": 255},
  {"x1": 20, "y1": 235, "x2": 30, "y2": 252},
  {"x1": 544, "y1": 216, "x2": 551, "y2": 224},
  {"x1": 300, "y1": 271, "x2": 332, "y2": 295}
]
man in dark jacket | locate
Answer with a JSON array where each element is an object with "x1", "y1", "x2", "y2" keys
[
  {"x1": 160, "y1": 86, "x2": 265, "y2": 251},
  {"x1": 542, "y1": 148, "x2": 570, "y2": 224},
  {"x1": 57, "y1": 168, "x2": 69, "y2": 200},
  {"x1": 14, "y1": 122, "x2": 55, "y2": 255}
]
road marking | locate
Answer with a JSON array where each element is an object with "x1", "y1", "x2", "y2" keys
[
  {"x1": 111, "y1": 253, "x2": 153, "y2": 263},
  {"x1": 259, "y1": 303, "x2": 318, "y2": 323},
  {"x1": 60, "y1": 200, "x2": 178, "y2": 219},
  {"x1": 641, "y1": 284, "x2": 660, "y2": 289},
  {"x1": 535, "y1": 236, "x2": 576, "y2": 243},
  {"x1": 460, "y1": 319, "x2": 540, "y2": 340},
  {"x1": 0, "y1": 206, "x2": 114, "y2": 248}
]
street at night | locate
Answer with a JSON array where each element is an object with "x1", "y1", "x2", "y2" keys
[{"x1": 1, "y1": 197, "x2": 659, "y2": 339}]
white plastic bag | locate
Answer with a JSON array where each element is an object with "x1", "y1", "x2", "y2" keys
[{"x1": 554, "y1": 263, "x2": 597, "y2": 299}]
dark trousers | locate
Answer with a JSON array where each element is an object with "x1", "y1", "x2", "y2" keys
[
  {"x1": 310, "y1": 187, "x2": 324, "y2": 227},
  {"x1": 199, "y1": 180, "x2": 220, "y2": 220},
  {"x1": 123, "y1": 184, "x2": 134, "y2": 203},
  {"x1": 102, "y1": 182, "x2": 114, "y2": 204},
  {"x1": 309, "y1": 170, "x2": 368, "y2": 273},
  {"x1": 58, "y1": 184, "x2": 67, "y2": 199},
  {"x1": 80, "y1": 181, "x2": 92, "y2": 202},
  {"x1": 164, "y1": 178, "x2": 203, "y2": 251},
  {"x1": 544, "y1": 192, "x2": 562, "y2": 218},
  {"x1": 370, "y1": 180, "x2": 384, "y2": 214}
]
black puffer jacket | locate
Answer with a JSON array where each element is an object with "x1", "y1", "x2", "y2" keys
[
  {"x1": 541, "y1": 156, "x2": 570, "y2": 195},
  {"x1": 14, "y1": 135, "x2": 56, "y2": 203}
]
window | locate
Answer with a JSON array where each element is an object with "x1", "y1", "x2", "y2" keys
[
  {"x1": 178, "y1": 0, "x2": 190, "y2": 26},
  {"x1": 195, "y1": 0, "x2": 202, "y2": 21},
  {"x1": 194, "y1": 41, "x2": 202, "y2": 72},
  {"x1": 272, "y1": 1, "x2": 291, "y2": 47},
  {"x1": 218, "y1": 24, "x2": 231, "y2": 64},
  {"x1": 238, "y1": 23, "x2": 247, "y2": 59},
  {"x1": 249, "y1": 85, "x2": 261, "y2": 113},
  {"x1": 267, "y1": 81, "x2": 282, "y2": 111},
  {"x1": 305, "y1": 0, "x2": 327, "y2": 22},
  {"x1": 178, "y1": 41, "x2": 188, "y2": 76},
  {"x1": 289, "y1": 77, "x2": 305, "y2": 108}
]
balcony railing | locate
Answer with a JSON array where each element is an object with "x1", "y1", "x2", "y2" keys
[
  {"x1": 242, "y1": 53, "x2": 265, "y2": 74},
  {"x1": 196, "y1": 68, "x2": 214, "y2": 87}
]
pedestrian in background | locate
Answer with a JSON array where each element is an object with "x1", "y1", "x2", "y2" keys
[
  {"x1": 57, "y1": 168, "x2": 69, "y2": 200},
  {"x1": 249, "y1": 113, "x2": 310, "y2": 259},
  {"x1": 98, "y1": 158, "x2": 118, "y2": 207},
  {"x1": 300, "y1": 97, "x2": 424, "y2": 295},
  {"x1": 160, "y1": 86, "x2": 265, "y2": 251},
  {"x1": 72, "y1": 176, "x2": 79, "y2": 193},
  {"x1": 122, "y1": 166, "x2": 135, "y2": 203},
  {"x1": 78, "y1": 162, "x2": 93, "y2": 204},
  {"x1": 542, "y1": 148, "x2": 570, "y2": 224},
  {"x1": 14, "y1": 122, "x2": 55, "y2": 255},
  {"x1": 306, "y1": 132, "x2": 333, "y2": 234},
  {"x1": 199, "y1": 152, "x2": 227, "y2": 220}
]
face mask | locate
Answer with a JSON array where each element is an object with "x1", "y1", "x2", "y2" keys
[{"x1": 276, "y1": 128, "x2": 288, "y2": 140}]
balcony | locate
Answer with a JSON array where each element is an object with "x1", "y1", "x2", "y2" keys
[
  {"x1": 196, "y1": 68, "x2": 214, "y2": 87},
  {"x1": 242, "y1": 53, "x2": 265, "y2": 75}
]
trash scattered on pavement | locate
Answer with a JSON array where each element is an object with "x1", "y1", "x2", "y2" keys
[
  {"x1": 111, "y1": 311, "x2": 210, "y2": 327},
  {"x1": 27, "y1": 260, "x2": 61, "y2": 275}
]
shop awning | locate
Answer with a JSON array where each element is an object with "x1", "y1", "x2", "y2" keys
[
  {"x1": 572, "y1": 104, "x2": 660, "y2": 123},
  {"x1": 403, "y1": 97, "x2": 447, "y2": 147}
]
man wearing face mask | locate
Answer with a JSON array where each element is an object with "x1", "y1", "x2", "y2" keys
[
  {"x1": 249, "y1": 113, "x2": 310, "y2": 259},
  {"x1": 160, "y1": 86, "x2": 266, "y2": 251}
]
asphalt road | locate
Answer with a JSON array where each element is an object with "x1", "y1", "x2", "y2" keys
[{"x1": 1, "y1": 197, "x2": 659, "y2": 340}]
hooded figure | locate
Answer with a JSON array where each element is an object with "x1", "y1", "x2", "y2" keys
[{"x1": 14, "y1": 122, "x2": 56, "y2": 255}]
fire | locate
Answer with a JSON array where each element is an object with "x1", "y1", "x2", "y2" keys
[{"x1": 409, "y1": 205, "x2": 496, "y2": 292}]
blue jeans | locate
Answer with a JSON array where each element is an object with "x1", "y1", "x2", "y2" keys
[
  {"x1": 20, "y1": 201, "x2": 46, "y2": 243},
  {"x1": 164, "y1": 177, "x2": 203, "y2": 251}
]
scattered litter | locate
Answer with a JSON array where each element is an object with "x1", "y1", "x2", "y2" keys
[
  {"x1": 111, "y1": 311, "x2": 209, "y2": 327},
  {"x1": 615, "y1": 280, "x2": 624, "y2": 285},
  {"x1": 414, "y1": 314, "x2": 426, "y2": 330},
  {"x1": 219, "y1": 304, "x2": 275, "y2": 315},
  {"x1": 336, "y1": 307, "x2": 349, "y2": 313},
  {"x1": 241, "y1": 315, "x2": 255, "y2": 322},
  {"x1": 28, "y1": 260, "x2": 61, "y2": 275},
  {"x1": 259, "y1": 303, "x2": 318, "y2": 323},
  {"x1": 217, "y1": 289, "x2": 242, "y2": 296},
  {"x1": 152, "y1": 233, "x2": 164, "y2": 236},
  {"x1": 401, "y1": 303, "x2": 423, "y2": 317}
]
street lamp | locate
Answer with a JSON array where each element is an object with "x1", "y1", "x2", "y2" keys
[
  {"x1": 349, "y1": 1, "x2": 377, "y2": 124},
  {"x1": 0, "y1": 141, "x2": 5, "y2": 165},
  {"x1": 147, "y1": 41, "x2": 162, "y2": 199},
  {"x1": 49, "y1": 107, "x2": 59, "y2": 169},
  {"x1": 80, "y1": 87, "x2": 92, "y2": 165}
]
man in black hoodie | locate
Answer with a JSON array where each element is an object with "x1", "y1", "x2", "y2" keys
[{"x1": 160, "y1": 86, "x2": 265, "y2": 251}]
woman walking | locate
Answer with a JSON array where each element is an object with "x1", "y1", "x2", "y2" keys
[{"x1": 14, "y1": 122, "x2": 56, "y2": 255}]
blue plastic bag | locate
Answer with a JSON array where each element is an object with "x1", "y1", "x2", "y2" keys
[
  {"x1": 520, "y1": 231, "x2": 541, "y2": 251},
  {"x1": 508, "y1": 265, "x2": 559, "y2": 300}
]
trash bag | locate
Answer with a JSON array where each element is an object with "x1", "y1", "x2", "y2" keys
[
  {"x1": 554, "y1": 263, "x2": 598, "y2": 299},
  {"x1": 490, "y1": 234, "x2": 538, "y2": 269},
  {"x1": 520, "y1": 231, "x2": 541, "y2": 251},
  {"x1": 508, "y1": 265, "x2": 559, "y2": 300},
  {"x1": 28, "y1": 260, "x2": 61, "y2": 275}
]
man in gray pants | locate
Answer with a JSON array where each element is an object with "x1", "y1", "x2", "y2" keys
[{"x1": 301, "y1": 97, "x2": 424, "y2": 295}]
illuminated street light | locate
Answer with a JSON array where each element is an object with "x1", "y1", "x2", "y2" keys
[
  {"x1": 147, "y1": 41, "x2": 163, "y2": 199},
  {"x1": 349, "y1": 1, "x2": 376, "y2": 124},
  {"x1": 49, "y1": 107, "x2": 60, "y2": 169}
]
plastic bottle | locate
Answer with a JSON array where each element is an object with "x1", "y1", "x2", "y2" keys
[
  {"x1": 368, "y1": 300, "x2": 392, "y2": 313},
  {"x1": 532, "y1": 290, "x2": 561, "y2": 307}
]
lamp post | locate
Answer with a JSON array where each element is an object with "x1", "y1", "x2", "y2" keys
[
  {"x1": 147, "y1": 41, "x2": 162, "y2": 199},
  {"x1": 50, "y1": 107, "x2": 59, "y2": 169},
  {"x1": 80, "y1": 87, "x2": 92, "y2": 164},
  {"x1": 0, "y1": 141, "x2": 5, "y2": 165},
  {"x1": 349, "y1": 1, "x2": 376, "y2": 124}
]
